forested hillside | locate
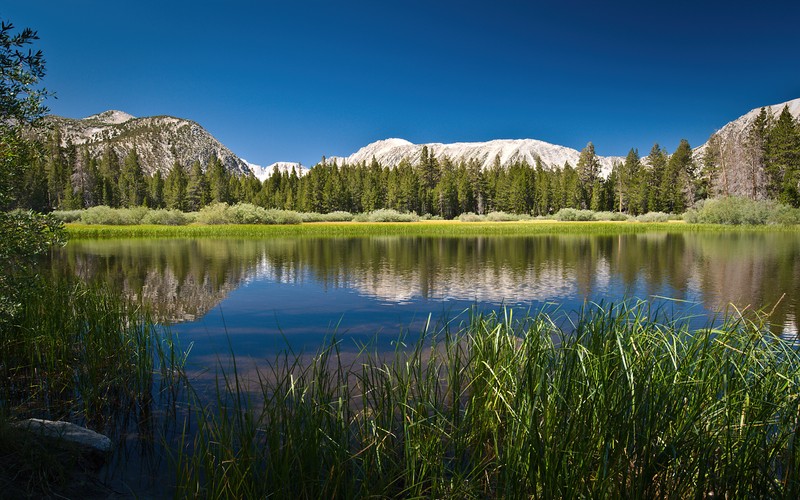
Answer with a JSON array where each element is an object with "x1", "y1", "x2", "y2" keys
[{"x1": 8, "y1": 101, "x2": 800, "y2": 217}]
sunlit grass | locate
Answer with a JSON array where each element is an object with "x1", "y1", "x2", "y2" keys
[{"x1": 63, "y1": 220, "x2": 800, "y2": 240}]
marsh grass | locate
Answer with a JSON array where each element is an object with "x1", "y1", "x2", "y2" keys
[
  {"x1": 172, "y1": 302, "x2": 800, "y2": 498},
  {"x1": 0, "y1": 276, "x2": 186, "y2": 496}
]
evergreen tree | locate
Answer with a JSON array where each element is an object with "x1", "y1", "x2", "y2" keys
[
  {"x1": 148, "y1": 170, "x2": 165, "y2": 208},
  {"x1": 165, "y1": 160, "x2": 189, "y2": 210},
  {"x1": 620, "y1": 149, "x2": 644, "y2": 214},
  {"x1": 661, "y1": 139, "x2": 693, "y2": 212},
  {"x1": 44, "y1": 128, "x2": 67, "y2": 209},
  {"x1": 186, "y1": 160, "x2": 209, "y2": 210},
  {"x1": 576, "y1": 142, "x2": 600, "y2": 209},
  {"x1": 744, "y1": 107, "x2": 770, "y2": 199},
  {"x1": 646, "y1": 144, "x2": 668, "y2": 212},
  {"x1": 765, "y1": 105, "x2": 800, "y2": 206},
  {"x1": 119, "y1": 149, "x2": 145, "y2": 206},
  {"x1": 98, "y1": 146, "x2": 121, "y2": 207},
  {"x1": 701, "y1": 134, "x2": 723, "y2": 199},
  {"x1": 206, "y1": 156, "x2": 230, "y2": 203},
  {"x1": 418, "y1": 146, "x2": 439, "y2": 214},
  {"x1": 534, "y1": 159, "x2": 552, "y2": 215}
]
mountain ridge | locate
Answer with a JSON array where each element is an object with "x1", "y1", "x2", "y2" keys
[{"x1": 42, "y1": 111, "x2": 252, "y2": 177}]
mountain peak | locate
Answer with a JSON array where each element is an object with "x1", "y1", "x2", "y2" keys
[{"x1": 83, "y1": 110, "x2": 136, "y2": 124}]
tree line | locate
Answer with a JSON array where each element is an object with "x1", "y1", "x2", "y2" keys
[{"x1": 8, "y1": 106, "x2": 800, "y2": 217}]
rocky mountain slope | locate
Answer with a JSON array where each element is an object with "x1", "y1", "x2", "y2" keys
[
  {"x1": 692, "y1": 97, "x2": 800, "y2": 198},
  {"x1": 330, "y1": 138, "x2": 623, "y2": 177},
  {"x1": 42, "y1": 110, "x2": 252, "y2": 176}
]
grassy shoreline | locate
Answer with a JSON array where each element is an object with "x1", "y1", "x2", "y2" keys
[{"x1": 64, "y1": 220, "x2": 800, "y2": 239}]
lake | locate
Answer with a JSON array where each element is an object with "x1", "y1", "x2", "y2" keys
[{"x1": 50, "y1": 230, "x2": 800, "y2": 367}]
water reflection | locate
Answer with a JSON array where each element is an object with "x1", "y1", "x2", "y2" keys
[{"x1": 50, "y1": 232, "x2": 800, "y2": 336}]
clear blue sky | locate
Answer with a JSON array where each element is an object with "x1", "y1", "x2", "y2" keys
[{"x1": 5, "y1": 1, "x2": 800, "y2": 167}]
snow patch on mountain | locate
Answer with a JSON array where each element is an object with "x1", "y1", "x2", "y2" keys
[
  {"x1": 330, "y1": 138, "x2": 623, "y2": 177},
  {"x1": 244, "y1": 160, "x2": 308, "y2": 182}
]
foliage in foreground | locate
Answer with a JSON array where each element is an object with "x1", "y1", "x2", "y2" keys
[
  {"x1": 174, "y1": 303, "x2": 800, "y2": 498},
  {"x1": 0, "y1": 276, "x2": 183, "y2": 497}
]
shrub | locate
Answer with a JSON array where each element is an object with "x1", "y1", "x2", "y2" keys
[
  {"x1": 685, "y1": 197, "x2": 800, "y2": 225},
  {"x1": 768, "y1": 204, "x2": 800, "y2": 225},
  {"x1": 50, "y1": 210, "x2": 83, "y2": 223},
  {"x1": 592, "y1": 211, "x2": 630, "y2": 221},
  {"x1": 196, "y1": 203, "x2": 233, "y2": 225},
  {"x1": 554, "y1": 208, "x2": 594, "y2": 221},
  {"x1": 263, "y1": 209, "x2": 302, "y2": 225},
  {"x1": 196, "y1": 203, "x2": 302, "y2": 225},
  {"x1": 458, "y1": 212, "x2": 485, "y2": 222},
  {"x1": 300, "y1": 211, "x2": 354, "y2": 222},
  {"x1": 485, "y1": 211, "x2": 525, "y2": 222},
  {"x1": 140, "y1": 209, "x2": 191, "y2": 226},
  {"x1": 80, "y1": 206, "x2": 148, "y2": 225},
  {"x1": 635, "y1": 211, "x2": 670, "y2": 223},
  {"x1": 359, "y1": 209, "x2": 419, "y2": 222}
]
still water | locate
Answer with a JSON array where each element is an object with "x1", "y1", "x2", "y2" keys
[{"x1": 50, "y1": 231, "x2": 800, "y2": 364}]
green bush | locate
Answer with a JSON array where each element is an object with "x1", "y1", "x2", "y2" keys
[
  {"x1": 554, "y1": 208, "x2": 595, "y2": 221},
  {"x1": 140, "y1": 208, "x2": 191, "y2": 226},
  {"x1": 486, "y1": 211, "x2": 527, "y2": 221},
  {"x1": 300, "y1": 211, "x2": 354, "y2": 222},
  {"x1": 50, "y1": 210, "x2": 83, "y2": 223},
  {"x1": 196, "y1": 203, "x2": 302, "y2": 225},
  {"x1": 263, "y1": 209, "x2": 302, "y2": 225},
  {"x1": 80, "y1": 206, "x2": 148, "y2": 225},
  {"x1": 685, "y1": 197, "x2": 800, "y2": 225},
  {"x1": 593, "y1": 211, "x2": 630, "y2": 221},
  {"x1": 356, "y1": 209, "x2": 419, "y2": 222},
  {"x1": 196, "y1": 203, "x2": 232, "y2": 224},
  {"x1": 458, "y1": 212, "x2": 485, "y2": 222},
  {"x1": 635, "y1": 211, "x2": 670, "y2": 223}
]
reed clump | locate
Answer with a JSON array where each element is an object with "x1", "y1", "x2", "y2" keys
[
  {"x1": 173, "y1": 303, "x2": 800, "y2": 498},
  {"x1": 0, "y1": 276, "x2": 185, "y2": 496}
]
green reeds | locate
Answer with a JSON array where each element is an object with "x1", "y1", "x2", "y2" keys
[
  {"x1": 172, "y1": 302, "x2": 800, "y2": 498},
  {"x1": 0, "y1": 275, "x2": 186, "y2": 495}
]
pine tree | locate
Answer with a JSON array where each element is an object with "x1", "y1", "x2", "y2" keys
[
  {"x1": 576, "y1": 142, "x2": 600, "y2": 209},
  {"x1": 119, "y1": 149, "x2": 145, "y2": 206},
  {"x1": 186, "y1": 160, "x2": 209, "y2": 210},
  {"x1": 45, "y1": 128, "x2": 67, "y2": 209},
  {"x1": 206, "y1": 156, "x2": 230, "y2": 203},
  {"x1": 165, "y1": 160, "x2": 188, "y2": 210},
  {"x1": 661, "y1": 139, "x2": 693, "y2": 212},
  {"x1": 646, "y1": 144, "x2": 668, "y2": 212},
  {"x1": 620, "y1": 149, "x2": 644, "y2": 214},
  {"x1": 744, "y1": 107, "x2": 770, "y2": 199},
  {"x1": 765, "y1": 106, "x2": 800, "y2": 206},
  {"x1": 148, "y1": 170, "x2": 165, "y2": 208},
  {"x1": 98, "y1": 146, "x2": 121, "y2": 207}
]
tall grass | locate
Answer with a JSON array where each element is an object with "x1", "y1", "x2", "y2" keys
[
  {"x1": 0, "y1": 275, "x2": 186, "y2": 496},
  {"x1": 172, "y1": 303, "x2": 800, "y2": 497}
]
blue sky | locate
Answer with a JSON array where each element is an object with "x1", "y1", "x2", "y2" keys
[{"x1": 6, "y1": 1, "x2": 800, "y2": 167}]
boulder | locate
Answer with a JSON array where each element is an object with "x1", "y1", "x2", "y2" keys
[{"x1": 14, "y1": 418, "x2": 112, "y2": 456}]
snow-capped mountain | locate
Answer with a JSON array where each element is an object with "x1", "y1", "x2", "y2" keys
[
  {"x1": 329, "y1": 138, "x2": 624, "y2": 177},
  {"x1": 42, "y1": 110, "x2": 252, "y2": 176},
  {"x1": 244, "y1": 160, "x2": 308, "y2": 182}
]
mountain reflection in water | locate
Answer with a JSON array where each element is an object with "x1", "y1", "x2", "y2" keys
[{"x1": 49, "y1": 233, "x2": 800, "y2": 339}]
